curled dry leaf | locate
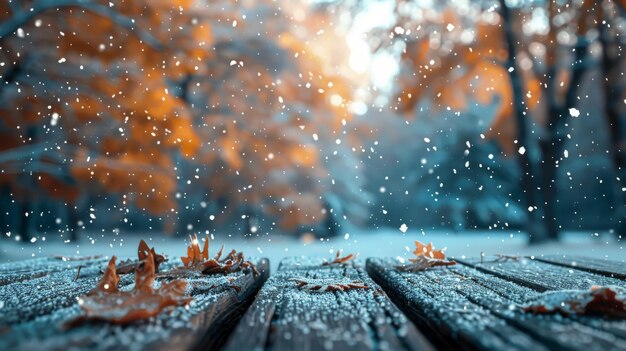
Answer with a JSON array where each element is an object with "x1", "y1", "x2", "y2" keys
[
  {"x1": 396, "y1": 240, "x2": 456, "y2": 272},
  {"x1": 292, "y1": 277, "x2": 369, "y2": 292},
  {"x1": 176, "y1": 234, "x2": 258, "y2": 277},
  {"x1": 115, "y1": 240, "x2": 167, "y2": 274},
  {"x1": 181, "y1": 234, "x2": 210, "y2": 268},
  {"x1": 321, "y1": 249, "x2": 357, "y2": 266},
  {"x1": 494, "y1": 254, "x2": 522, "y2": 262},
  {"x1": 524, "y1": 286, "x2": 626, "y2": 319},
  {"x1": 65, "y1": 250, "x2": 192, "y2": 328}
]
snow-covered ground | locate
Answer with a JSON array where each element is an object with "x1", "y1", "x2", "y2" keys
[{"x1": 1, "y1": 229, "x2": 624, "y2": 270}]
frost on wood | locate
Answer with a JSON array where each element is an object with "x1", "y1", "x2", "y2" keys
[
  {"x1": 0, "y1": 253, "x2": 269, "y2": 350},
  {"x1": 396, "y1": 240, "x2": 456, "y2": 272},
  {"x1": 65, "y1": 251, "x2": 192, "y2": 327},
  {"x1": 222, "y1": 257, "x2": 431, "y2": 351},
  {"x1": 524, "y1": 286, "x2": 626, "y2": 318}
]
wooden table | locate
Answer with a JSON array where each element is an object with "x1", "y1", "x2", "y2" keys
[{"x1": 1, "y1": 254, "x2": 625, "y2": 351}]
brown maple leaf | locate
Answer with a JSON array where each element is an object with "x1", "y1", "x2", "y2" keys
[
  {"x1": 292, "y1": 278, "x2": 369, "y2": 292},
  {"x1": 321, "y1": 249, "x2": 357, "y2": 266},
  {"x1": 115, "y1": 240, "x2": 167, "y2": 274},
  {"x1": 65, "y1": 250, "x2": 192, "y2": 328},
  {"x1": 396, "y1": 240, "x2": 456, "y2": 272},
  {"x1": 524, "y1": 286, "x2": 626, "y2": 318}
]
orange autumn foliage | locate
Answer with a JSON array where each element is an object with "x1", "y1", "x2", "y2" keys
[
  {"x1": 0, "y1": 0, "x2": 367, "y2": 234},
  {"x1": 390, "y1": 1, "x2": 604, "y2": 155},
  {"x1": 180, "y1": 0, "x2": 363, "y2": 231},
  {"x1": 0, "y1": 0, "x2": 206, "y2": 215},
  {"x1": 394, "y1": 10, "x2": 542, "y2": 154}
]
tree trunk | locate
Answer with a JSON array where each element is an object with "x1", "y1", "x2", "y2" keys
[
  {"x1": 67, "y1": 205, "x2": 79, "y2": 242},
  {"x1": 18, "y1": 200, "x2": 32, "y2": 242},
  {"x1": 599, "y1": 6, "x2": 626, "y2": 238},
  {"x1": 499, "y1": 0, "x2": 549, "y2": 243},
  {"x1": 0, "y1": 186, "x2": 11, "y2": 237},
  {"x1": 540, "y1": 29, "x2": 589, "y2": 240}
]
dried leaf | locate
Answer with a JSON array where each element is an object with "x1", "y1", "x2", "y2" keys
[
  {"x1": 138, "y1": 240, "x2": 167, "y2": 270},
  {"x1": 175, "y1": 234, "x2": 258, "y2": 277},
  {"x1": 181, "y1": 234, "x2": 210, "y2": 268},
  {"x1": 396, "y1": 240, "x2": 456, "y2": 272},
  {"x1": 321, "y1": 249, "x2": 357, "y2": 266},
  {"x1": 66, "y1": 251, "x2": 191, "y2": 328},
  {"x1": 494, "y1": 254, "x2": 522, "y2": 262},
  {"x1": 524, "y1": 286, "x2": 626, "y2": 319},
  {"x1": 292, "y1": 277, "x2": 369, "y2": 292},
  {"x1": 90, "y1": 257, "x2": 120, "y2": 295},
  {"x1": 116, "y1": 240, "x2": 167, "y2": 274}
]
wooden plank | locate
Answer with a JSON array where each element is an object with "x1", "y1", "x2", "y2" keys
[
  {"x1": 531, "y1": 255, "x2": 626, "y2": 280},
  {"x1": 223, "y1": 257, "x2": 432, "y2": 351},
  {"x1": 0, "y1": 256, "x2": 108, "y2": 286},
  {"x1": 457, "y1": 257, "x2": 626, "y2": 291},
  {"x1": 449, "y1": 264, "x2": 626, "y2": 350},
  {"x1": 367, "y1": 258, "x2": 551, "y2": 351},
  {"x1": 0, "y1": 257, "x2": 269, "y2": 351},
  {"x1": 450, "y1": 263, "x2": 626, "y2": 340},
  {"x1": 452, "y1": 257, "x2": 626, "y2": 348},
  {"x1": 0, "y1": 257, "x2": 138, "y2": 324}
]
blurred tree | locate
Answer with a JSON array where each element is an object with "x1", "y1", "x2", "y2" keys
[
  {"x1": 0, "y1": 0, "x2": 208, "y2": 240},
  {"x1": 415, "y1": 113, "x2": 525, "y2": 231},
  {"x1": 0, "y1": 0, "x2": 369, "y2": 240},
  {"x1": 370, "y1": 0, "x2": 548, "y2": 240},
  {"x1": 498, "y1": 0, "x2": 548, "y2": 242},
  {"x1": 176, "y1": 0, "x2": 370, "y2": 237},
  {"x1": 365, "y1": 0, "x2": 625, "y2": 242}
]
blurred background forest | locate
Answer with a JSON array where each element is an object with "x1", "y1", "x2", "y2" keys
[{"x1": 0, "y1": 0, "x2": 624, "y2": 245}]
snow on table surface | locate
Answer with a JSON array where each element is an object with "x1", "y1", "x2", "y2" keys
[{"x1": 0, "y1": 229, "x2": 624, "y2": 270}]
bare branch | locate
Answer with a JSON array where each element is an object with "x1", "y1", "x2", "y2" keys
[
  {"x1": 0, "y1": 0, "x2": 163, "y2": 50},
  {"x1": 0, "y1": 143, "x2": 48, "y2": 164}
]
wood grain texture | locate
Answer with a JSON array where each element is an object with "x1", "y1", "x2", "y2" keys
[
  {"x1": 532, "y1": 255, "x2": 626, "y2": 280},
  {"x1": 368, "y1": 257, "x2": 626, "y2": 351},
  {"x1": 456, "y1": 256, "x2": 626, "y2": 291},
  {"x1": 367, "y1": 258, "x2": 549, "y2": 351},
  {"x1": 0, "y1": 256, "x2": 269, "y2": 351},
  {"x1": 0, "y1": 256, "x2": 108, "y2": 286},
  {"x1": 223, "y1": 256, "x2": 433, "y2": 351}
]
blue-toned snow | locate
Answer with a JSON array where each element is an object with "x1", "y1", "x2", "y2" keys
[{"x1": 0, "y1": 229, "x2": 624, "y2": 271}]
